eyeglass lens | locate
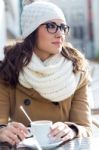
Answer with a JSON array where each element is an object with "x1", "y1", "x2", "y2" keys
[{"x1": 43, "y1": 22, "x2": 69, "y2": 34}]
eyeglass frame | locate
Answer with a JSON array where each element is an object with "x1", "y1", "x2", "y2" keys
[{"x1": 41, "y1": 22, "x2": 70, "y2": 35}]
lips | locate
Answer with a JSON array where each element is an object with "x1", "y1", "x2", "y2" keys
[{"x1": 52, "y1": 42, "x2": 62, "y2": 46}]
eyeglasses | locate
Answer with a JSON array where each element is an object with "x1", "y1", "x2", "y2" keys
[{"x1": 42, "y1": 22, "x2": 69, "y2": 35}]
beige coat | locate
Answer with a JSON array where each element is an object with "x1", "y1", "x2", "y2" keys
[{"x1": 0, "y1": 70, "x2": 92, "y2": 137}]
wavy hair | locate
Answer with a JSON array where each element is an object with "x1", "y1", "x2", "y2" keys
[{"x1": 0, "y1": 30, "x2": 87, "y2": 87}]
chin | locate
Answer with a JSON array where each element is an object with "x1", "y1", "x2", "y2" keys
[
  {"x1": 56, "y1": 46, "x2": 62, "y2": 51},
  {"x1": 56, "y1": 48, "x2": 62, "y2": 53},
  {"x1": 49, "y1": 47, "x2": 62, "y2": 54}
]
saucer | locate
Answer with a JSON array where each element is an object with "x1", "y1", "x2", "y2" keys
[
  {"x1": 18, "y1": 137, "x2": 63, "y2": 149},
  {"x1": 41, "y1": 141, "x2": 63, "y2": 149}
]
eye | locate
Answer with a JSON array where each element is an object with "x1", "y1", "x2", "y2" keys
[
  {"x1": 60, "y1": 24, "x2": 66, "y2": 31},
  {"x1": 47, "y1": 23, "x2": 56, "y2": 29}
]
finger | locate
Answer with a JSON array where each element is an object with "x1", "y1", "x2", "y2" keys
[
  {"x1": 8, "y1": 134, "x2": 21, "y2": 144},
  {"x1": 4, "y1": 129, "x2": 21, "y2": 144},
  {"x1": 51, "y1": 122, "x2": 62, "y2": 130},
  {"x1": 51, "y1": 124, "x2": 65, "y2": 136},
  {"x1": 51, "y1": 122, "x2": 68, "y2": 131},
  {"x1": 8, "y1": 122, "x2": 28, "y2": 138},
  {"x1": 1, "y1": 130, "x2": 19, "y2": 145},
  {"x1": 9, "y1": 122, "x2": 28, "y2": 134},
  {"x1": 61, "y1": 129, "x2": 73, "y2": 142},
  {"x1": 16, "y1": 128, "x2": 27, "y2": 141},
  {"x1": 55, "y1": 127, "x2": 69, "y2": 140},
  {"x1": 3, "y1": 136, "x2": 16, "y2": 145},
  {"x1": 7, "y1": 124, "x2": 27, "y2": 141},
  {"x1": 11, "y1": 127, "x2": 27, "y2": 141}
]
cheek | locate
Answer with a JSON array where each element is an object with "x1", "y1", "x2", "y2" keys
[
  {"x1": 37, "y1": 33, "x2": 51, "y2": 48},
  {"x1": 62, "y1": 35, "x2": 66, "y2": 42}
]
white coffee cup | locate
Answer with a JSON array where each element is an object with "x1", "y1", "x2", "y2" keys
[{"x1": 30, "y1": 120, "x2": 52, "y2": 145}]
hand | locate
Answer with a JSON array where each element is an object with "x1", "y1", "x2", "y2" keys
[
  {"x1": 49, "y1": 122, "x2": 76, "y2": 142},
  {"x1": 0, "y1": 122, "x2": 28, "y2": 145}
]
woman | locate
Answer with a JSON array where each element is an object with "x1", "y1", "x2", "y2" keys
[{"x1": 0, "y1": 0, "x2": 92, "y2": 146}]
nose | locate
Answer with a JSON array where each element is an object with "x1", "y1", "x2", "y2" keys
[{"x1": 55, "y1": 28, "x2": 65, "y2": 38}]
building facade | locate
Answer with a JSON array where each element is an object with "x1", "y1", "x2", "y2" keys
[
  {"x1": 1, "y1": 0, "x2": 99, "y2": 59},
  {"x1": 51, "y1": 0, "x2": 99, "y2": 58},
  {"x1": 92, "y1": 0, "x2": 99, "y2": 57}
]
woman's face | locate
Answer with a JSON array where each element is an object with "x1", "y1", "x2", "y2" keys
[{"x1": 34, "y1": 19, "x2": 68, "y2": 61}]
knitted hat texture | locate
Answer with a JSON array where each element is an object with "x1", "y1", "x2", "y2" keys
[{"x1": 21, "y1": 1, "x2": 66, "y2": 38}]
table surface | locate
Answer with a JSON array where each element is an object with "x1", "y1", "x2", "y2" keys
[{"x1": 0, "y1": 137, "x2": 99, "y2": 150}]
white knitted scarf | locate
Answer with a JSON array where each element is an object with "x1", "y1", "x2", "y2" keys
[{"x1": 19, "y1": 53, "x2": 80, "y2": 102}]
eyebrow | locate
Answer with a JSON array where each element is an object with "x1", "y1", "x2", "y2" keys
[{"x1": 45, "y1": 21, "x2": 66, "y2": 26}]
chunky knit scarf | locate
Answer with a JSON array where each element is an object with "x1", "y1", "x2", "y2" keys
[{"x1": 19, "y1": 53, "x2": 80, "y2": 102}]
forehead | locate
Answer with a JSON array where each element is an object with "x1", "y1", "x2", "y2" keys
[{"x1": 45, "y1": 19, "x2": 66, "y2": 24}]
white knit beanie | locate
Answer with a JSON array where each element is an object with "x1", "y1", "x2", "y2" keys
[{"x1": 21, "y1": 0, "x2": 66, "y2": 38}]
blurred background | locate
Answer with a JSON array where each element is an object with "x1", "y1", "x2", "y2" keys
[
  {"x1": 0, "y1": 0, "x2": 99, "y2": 61},
  {"x1": 0, "y1": 0, "x2": 99, "y2": 136}
]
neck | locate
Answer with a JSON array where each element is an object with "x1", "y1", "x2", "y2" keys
[{"x1": 33, "y1": 48, "x2": 53, "y2": 61}]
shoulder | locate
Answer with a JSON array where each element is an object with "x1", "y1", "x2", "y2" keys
[
  {"x1": 63, "y1": 42, "x2": 88, "y2": 71},
  {"x1": 0, "y1": 79, "x2": 10, "y2": 91},
  {"x1": 0, "y1": 79, "x2": 16, "y2": 92},
  {"x1": 77, "y1": 67, "x2": 91, "y2": 89},
  {"x1": 0, "y1": 80, "x2": 10, "y2": 100}
]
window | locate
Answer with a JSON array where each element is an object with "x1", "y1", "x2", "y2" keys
[{"x1": 72, "y1": 26, "x2": 84, "y2": 39}]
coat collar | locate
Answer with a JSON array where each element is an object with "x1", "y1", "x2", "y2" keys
[{"x1": 16, "y1": 83, "x2": 51, "y2": 103}]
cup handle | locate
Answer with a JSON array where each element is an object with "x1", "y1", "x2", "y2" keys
[{"x1": 26, "y1": 127, "x2": 34, "y2": 138}]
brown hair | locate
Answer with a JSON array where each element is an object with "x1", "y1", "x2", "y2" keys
[
  {"x1": 0, "y1": 31, "x2": 87, "y2": 87},
  {"x1": 62, "y1": 42, "x2": 87, "y2": 73}
]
